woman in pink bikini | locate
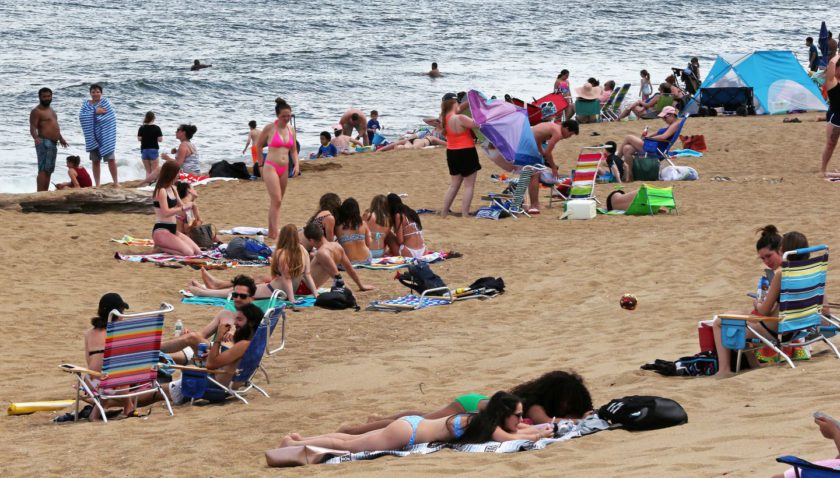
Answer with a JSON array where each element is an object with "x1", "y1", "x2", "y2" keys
[{"x1": 256, "y1": 98, "x2": 300, "y2": 241}]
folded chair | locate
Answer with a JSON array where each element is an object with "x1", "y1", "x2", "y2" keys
[
  {"x1": 776, "y1": 456, "x2": 840, "y2": 477},
  {"x1": 718, "y1": 245, "x2": 840, "y2": 373},
  {"x1": 59, "y1": 303, "x2": 175, "y2": 423},
  {"x1": 481, "y1": 165, "x2": 543, "y2": 218},
  {"x1": 548, "y1": 147, "x2": 604, "y2": 208},
  {"x1": 602, "y1": 83, "x2": 631, "y2": 121}
]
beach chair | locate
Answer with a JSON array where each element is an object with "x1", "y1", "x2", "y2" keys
[
  {"x1": 366, "y1": 286, "x2": 498, "y2": 312},
  {"x1": 59, "y1": 303, "x2": 175, "y2": 423},
  {"x1": 776, "y1": 456, "x2": 840, "y2": 477},
  {"x1": 548, "y1": 147, "x2": 604, "y2": 208},
  {"x1": 265, "y1": 289, "x2": 288, "y2": 356},
  {"x1": 481, "y1": 165, "x2": 543, "y2": 218},
  {"x1": 602, "y1": 83, "x2": 631, "y2": 121},
  {"x1": 631, "y1": 115, "x2": 690, "y2": 180},
  {"x1": 640, "y1": 94, "x2": 676, "y2": 119},
  {"x1": 574, "y1": 98, "x2": 602, "y2": 122},
  {"x1": 717, "y1": 245, "x2": 840, "y2": 373},
  {"x1": 598, "y1": 88, "x2": 620, "y2": 121},
  {"x1": 620, "y1": 184, "x2": 677, "y2": 215}
]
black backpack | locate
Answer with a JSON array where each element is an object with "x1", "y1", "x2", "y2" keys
[
  {"x1": 209, "y1": 160, "x2": 251, "y2": 179},
  {"x1": 641, "y1": 351, "x2": 718, "y2": 377},
  {"x1": 315, "y1": 287, "x2": 359, "y2": 311},
  {"x1": 598, "y1": 396, "x2": 687, "y2": 431},
  {"x1": 225, "y1": 237, "x2": 272, "y2": 261},
  {"x1": 468, "y1": 277, "x2": 505, "y2": 293},
  {"x1": 397, "y1": 262, "x2": 446, "y2": 295}
]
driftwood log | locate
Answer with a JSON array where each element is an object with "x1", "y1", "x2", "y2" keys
[{"x1": 3, "y1": 188, "x2": 153, "y2": 214}]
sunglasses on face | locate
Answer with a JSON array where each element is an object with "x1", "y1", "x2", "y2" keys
[
  {"x1": 512, "y1": 412, "x2": 523, "y2": 419},
  {"x1": 231, "y1": 292, "x2": 251, "y2": 299}
]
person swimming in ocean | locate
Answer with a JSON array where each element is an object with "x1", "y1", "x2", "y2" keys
[{"x1": 191, "y1": 59, "x2": 211, "y2": 71}]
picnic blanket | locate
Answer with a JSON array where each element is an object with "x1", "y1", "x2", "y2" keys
[
  {"x1": 115, "y1": 247, "x2": 268, "y2": 267},
  {"x1": 79, "y1": 98, "x2": 116, "y2": 156},
  {"x1": 366, "y1": 294, "x2": 452, "y2": 312},
  {"x1": 111, "y1": 235, "x2": 154, "y2": 247},
  {"x1": 320, "y1": 416, "x2": 608, "y2": 465},
  {"x1": 354, "y1": 252, "x2": 446, "y2": 270},
  {"x1": 219, "y1": 227, "x2": 270, "y2": 236},
  {"x1": 181, "y1": 296, "x2": 316, "y2": 309}
]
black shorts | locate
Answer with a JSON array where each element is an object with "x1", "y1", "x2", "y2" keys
[
  {"x1": 446, "y1": 147, "x2": 481, "y2": 177},
  {"x1": 828, "y1": 112, "x2": 840, "y2": 128}
]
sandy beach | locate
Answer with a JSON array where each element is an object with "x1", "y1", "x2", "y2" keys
[{"x1": 3, "y1": 113, "x2": 840, "y2": 477}]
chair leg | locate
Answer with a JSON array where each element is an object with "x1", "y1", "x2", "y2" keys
[
  {"x1": 735, "y1": 350, "x2": 743, "y2": 373},
  {"x1": 821, "y1": 336, "x2": 840, "y2": 359},
  {"x1": 747, "y1": 325, "x2": 796, "y2": 369},
  {"x1": 259, "y1": 364, "x2": 270, "y2": 384},
  {"x1": 158, "y1": 383, "x2": 174, "y2": 416},
  {"x1": 251, "y1": 383, "x2": 270, "y2": 398}
]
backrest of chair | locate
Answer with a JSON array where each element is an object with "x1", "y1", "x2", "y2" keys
[
  {"x1": 266, "y1": 304, "x2": 285, "y2": 335},
  {"x1": 101, "y1": 313, "x2": 165, "y2": 389},
  {"x1": 601, "y1": 89, "x2": 619, "y2": 112},
  {"x1": 233, "y1": 318, "x2": 269, "y2": 383},
  {"x1": 609, "y1": 83, "x2": 631, "y2": 114},
  {"x1": 778, "y1": 246, "x2": 829, "y2": 333},
  {"x1": 511, "y1": 168, "x2": 535, "y2": 208},
  {"x1": 569, "y1": 149, "x2": 603, "y2": 199},
  {"x1": 653, "y1": 94, "x2": 676, "y2": 113}
]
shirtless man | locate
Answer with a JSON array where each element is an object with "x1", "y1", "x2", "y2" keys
[
  {"x1": 303, "y1": 223, "x2": 373, "y2": 292},
  {"x1": 339, "y1": 109, "x2": 369, "y2": 146},
  {"x1": 29, "y1": 87, "x2": 68, "y2": 191},
  {"x1": 527, "y1": 119, "x2": 579, "y2": 210},
  {"x1": 242, "y1": 120, "x2": 263, "y2": 171},
  {"x1": 428, "y1": 62, "x2": 442, "y2": 78}
]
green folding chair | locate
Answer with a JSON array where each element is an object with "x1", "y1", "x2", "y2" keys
[{"x1": 623, "y1": 184, "x2": 677, "y2": 215}]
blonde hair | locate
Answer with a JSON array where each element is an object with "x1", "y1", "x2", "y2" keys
[
  {"x1": 369, "y1": 194, "x2": 391, "y2": 228},
  {"x1": 271, "y1": 224, "x2": 304, "y2": 279}
]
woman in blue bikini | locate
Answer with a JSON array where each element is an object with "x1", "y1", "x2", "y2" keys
[
  {"x1": 279, "y1": 392, "x2": 554, "y2": 451},
  {"x1": 334, "y1": 197, "x2": 373, "y2": 265},
  {"x1": 363, "y1": 194, "x2": 391, "y2": 259}
]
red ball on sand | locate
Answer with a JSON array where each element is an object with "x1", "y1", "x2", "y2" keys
[{"x1": 620, "y1": 294, "x2": 638, "y2": 310}]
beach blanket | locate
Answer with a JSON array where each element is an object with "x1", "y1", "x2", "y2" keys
[
  {"x1": 79, "y1": 98, "x2": 116, "y2": 156},
  {"x1": 354, "y1": 252, "x2": 445, "y2": 270},
  {"x1": 111, "y1": 235, "x2": 155, "y2": 247},
  {"x1": 366, "y1": 294, "x2": 452, "y2": 312},
  {"x1": 319, "y1": 416, "x2": 608, "y2": 465},
  {"x1": 219, "y1": 227, "x2": 270, "y2": 236},
  {"x1": 181, "y1": 296, "x2": 315, "y2": 309},
  {"x1": 669, "y1": 149, "x2": 703, "y2": 158}
]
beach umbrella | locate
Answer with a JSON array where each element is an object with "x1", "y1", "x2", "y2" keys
[
  {"x1": 819, "y1": 21, "x2": 829, "y2": 68},
  {"x1": 466, "y1": 90, "x2": 543, "y2": 167}
]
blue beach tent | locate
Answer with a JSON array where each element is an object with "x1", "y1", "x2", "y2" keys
[{"x1": 690, "y1": 51, "x2": 827, "y2": 114}]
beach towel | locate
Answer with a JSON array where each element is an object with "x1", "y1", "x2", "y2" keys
[
  {"x1": 79, "y1": 98, "x2": 117, "y2": 156},
  {"x1": 669, "y1": 149, "x2": 703, "y2": 158},
  {"x1": 218, "y1": 227, "x2": 270, "y2": 236},
  {"x1": 366, "y1": 294, "x2": 452, "y2": 312},
  {"x1": 178, "y1": 172, "x2": 211, "y2": 183},
  {"x1": 110, "y1": 235, "x2": 154, "y2": 247},
  {"x1": 315, "y1": 416, "x2": 608, "y2": 465},
  {"x1": 181, "y1": 296, "x2": 315, "y2": 309},
  {"x1": 353, "y1": 252, "x2": 446, "y2": 270}
]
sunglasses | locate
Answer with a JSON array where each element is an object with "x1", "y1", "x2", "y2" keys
[
  {"x1": 231, "y1": 292, "x2": 251, "y2": 299},
  {"x1": 512, "y1": 412, "x2": 523, "y2": 420}
]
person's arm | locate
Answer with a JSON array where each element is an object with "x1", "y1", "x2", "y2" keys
[
  {"x1": 155, "y1": 187, "x2": 188, "y2": 219},
  {"x1": 56, "y1": 115, "x2": 68, "y2": 148},
  {"x1": 363, "y1": 224, "x2": 372, "y2": 248},
  {"x1": 755, "y1": 271, "x2": 781, "y2": 316},
  {"x1": 29, "y1": 109, "x2": 41, "y2": 145},
  {"x1": 454, "y1": 114, "x2": 477, "y2": 130},
  {"x1": 68, "y1": 168, "x2": 80, "y2": 188},
  {"x1": 543, "y1": 135, "x2": 561, "y2": 177},
  {"x1": 826, "y1": 52, "x2": 840, "y2": 91},
  {"x1": 491, "y1": 424, "x2": 553, "y2": 442},
  {"x1": 206, "y1": 327, "x2": 249, "y2": 369},
  {"x1": 339, "y1": 250, "x2": 372, "y2": 291},
  {"x1": 348, "y1": 137, "x2": 363, "y2": 147},
  {"x1": 242, "y1": 134, "x2": 251, "y2": 154},
  {"x1": 324, "y1": 216, "x2": 336, "y2": 241},
  {"x1": 290, "y1": 130, "x2": 300, "y2": 176},
  {"x1": 394, "y1": 214, "x2": 405, "y2": 245},
  {"x1": 255, "y1": 125, "x2": 270, "y2": 167}
]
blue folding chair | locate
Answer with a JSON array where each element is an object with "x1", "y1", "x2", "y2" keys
[{"x1": 777, "y1": 456, "x2": 840, "y2": 477}]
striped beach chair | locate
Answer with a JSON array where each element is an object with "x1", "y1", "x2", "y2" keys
[
  {"x1": 601, "y1": 83, "x2": 630, "y2": 121},
  {"x1": 717, "y1": 245, "x2": 840, "y2": 372},
  {"x1": 59, "y1": 303, "x2": 175, "y2": 422},
  {"x1": 548, "y1": 147, "x2": 604, "y2": 207},
  {"x1": 482, "y1": 165, "x2": 543, "y2": 218}
]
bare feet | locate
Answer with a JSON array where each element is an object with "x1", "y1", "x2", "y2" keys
[
  {"x1": 358, "y1": 284, "x2": 374, "y2": 292},
  {"x1": 279, "y1": 435, "x2": 296, "y2": 447},
  {"x1": 200, "y1": 267, "x2": 226, "y2": 289}
]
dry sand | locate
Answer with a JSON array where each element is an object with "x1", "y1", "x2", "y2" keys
[{"x1": 2, "y1": 113, "x2": 840, "y2": 477}]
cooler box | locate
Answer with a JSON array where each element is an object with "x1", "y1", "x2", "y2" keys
[{"x1": 565, "y1": 199, "x2": 596, "y2": 220}]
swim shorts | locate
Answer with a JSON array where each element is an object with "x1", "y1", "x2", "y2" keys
[
  {"x1": 141, "y1": 148, "x2": 159, "y2": 160},
  {"x1": 35, "y1": 139, "x2": 58, "y2": 173},
  {"x1": 90, "y1": 149, "x2": 116, "y2": 162},
  {"x1": 454, "y1": 393, "x2": 488, "y2": 413},
  {"x1": 828, "y1": 112, "x2": 840, "y2": 128},
  {"x1": 446, "y1": 147, "x2": 481, "y2": 177}
]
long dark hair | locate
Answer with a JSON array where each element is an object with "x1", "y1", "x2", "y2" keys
[
  {"x1": 310, "y1": 193, "x2": 341, "y2": 223},
  {"x1": 154, "y1": 160, "x2": 181, "y2": 196},
  {"x1": 755, "y1": 225, "x2": 782, "y2": 252},
  {"x1": 781, "y1": 231, "x2": 809, "y2": 261},
  {"x1": 387, "y1": 193, "x2": 421, "y2": 232},
  {"x1": 337, "y1": 197, "x2": 362, "y2": 230},
  {"x1": 509, "y1": 370, "x2": 593, "y2": 419},
  {"x1": 233, "y1": 303, "x2": 263, "y2": 343},
  {"x1": 452, "y1": 391, "x2": 520, "y2": 443}
]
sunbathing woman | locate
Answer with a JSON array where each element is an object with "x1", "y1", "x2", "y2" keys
[
  {"x1": 376, "y1": 130, "x2": 446, "y2": 152},
  {"x1": 335, "y1": 197, "x2": 373, "y2": 265},
  {"x1": 362, "y1": 194, "x2": 392, "y2": 259},
  {"x1": 280, "y1": 391, "x2": 555, "y2": 451},
  {"x1": 189, "y1": 224, "x2": 317, "y2": 301},
  {"x1": 387, "y1": 193, "x2": 426, "y2": 258},
  {"x1": 256, "y1": 98, "x2": 299, "y2": 241},
  {"x1": 337, "y1": 370, "x2": 593, "y2": 435},
  {"x1": 152, "y1": 160, "x2": 202, "y2": 256},
  {"x1": 619, "y1": 105, "x2": 681, "y2": 182}
]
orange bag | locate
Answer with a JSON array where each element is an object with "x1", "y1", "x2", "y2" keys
[{"x1": 680, "y1": 134, "x2": 707, "y2": 152}]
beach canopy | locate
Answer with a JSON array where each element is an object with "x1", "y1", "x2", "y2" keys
[
  {"x1": 467, "y1": 90, "x2": 542, "y2": 167},
  {"x1": 691, "y1": 50, "x2": 827, "y2": 114}
]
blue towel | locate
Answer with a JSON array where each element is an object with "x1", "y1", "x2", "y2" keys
[
  {"x1": 669, "y1": 149, "x2": 703, "y2": 158},
  {"x1": 79, "y1": 98, "x2": 117, "y2": 156},
  {"x1": 181, "y1": 296, "x2": 315, "y2": 309}
]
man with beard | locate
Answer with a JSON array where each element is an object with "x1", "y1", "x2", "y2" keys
[{"x1": 29, "y1": 87, "x2": 68, "y2": 191}]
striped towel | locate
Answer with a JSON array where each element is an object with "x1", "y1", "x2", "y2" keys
[{"x1": 79, "y1": 98, "x2": 117, "y2": 155}]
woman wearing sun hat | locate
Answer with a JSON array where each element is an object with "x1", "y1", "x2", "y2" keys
[
  {"x1": 617, "y1": 105, "x2": 681, "y2": 181},
  {"x1": 574, "y1": 78, "x2": 604, "y2": 124}
]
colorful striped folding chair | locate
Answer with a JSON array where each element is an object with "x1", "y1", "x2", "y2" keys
[
  {"x1": 602, "y1": 83, "x2": 631, "y2": 121},
  {"x1": 717, "y1": 245, "x2": 840, "y2": 373},
  {"x1": 548, "y1": 147, "x2": 604, "y2": 207},
  {"x1": 59, "y1": 303, "x2": 175, "y2": 422}
]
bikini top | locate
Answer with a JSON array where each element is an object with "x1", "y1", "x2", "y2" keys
[
  {"x1": 268, "y1": 121, "x2": 295, "y2": 149},
  {"x1": 153, "y1": 189, "x2": 178, "y2": 209},
  {"x1": 452, "y1": 414, "x2": 468, "y2": 439},
  {"x1": 337, "y1": 232, "x2": 366, "y2": 244}
]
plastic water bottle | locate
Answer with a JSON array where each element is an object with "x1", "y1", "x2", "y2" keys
[
  {"x1": 174, "y1": 319, "x2": 183, "y2": 337},
  {"x1": 196, "y1": 343, "x2": 208, "y2": 367},
  {"x1": 642, "y1": 126, "x2": 649, "y2": 137},
  {"x1": 757, "y1": 276, "x2": 770, "y2": 303},
  {"x1": 333, "y1": 274, "x2": 345, "y2": 290}
]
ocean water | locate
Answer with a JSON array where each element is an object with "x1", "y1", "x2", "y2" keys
[{"x1": 0, "y1": 0, "x2": 835, "y2": 192}]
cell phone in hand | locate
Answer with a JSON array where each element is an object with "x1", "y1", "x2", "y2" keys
[{"x1": 814, "y1": 411, "x2": 840, "y2": 428}]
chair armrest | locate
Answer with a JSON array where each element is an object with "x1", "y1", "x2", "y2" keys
[
  {"x1": 717, "y1": 314, "x2": 780, "y2": 323},
  {"x1": 58, "y1": 363, "x2": 102, "y2": 377},
  {"x1": 168, "y1": 364, "x2": 219, "y2": 373}
]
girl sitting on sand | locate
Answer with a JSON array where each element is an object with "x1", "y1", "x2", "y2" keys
[
  {"x1": 152, "y1": 161, "x2": 202, "y2": 256},
  {"x1": 334, "y1": 197, "x2": 373, "y2": 265},
  {"x1": 363, "y1": 194, "x2": 392, "y2": 259},
  {"x1": 188, "y1": 224, "x2": 317, "y2": 302},
  {"x1": 337, "y1": 370, "x2": 593, "y2": 435},
  {"x1": 279, "y1": 391, "x2": 555, "y2": 452},
  {"x1": 175, "y1": 181, "x2": 202, "y2": 236},
  {"x1": 387, "y1": 193, "x2": 426, "y2": 258}
]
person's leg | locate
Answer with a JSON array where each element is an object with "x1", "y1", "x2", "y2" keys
[
  {"x1": 820, "y1": 123, "x2": 840, "y2": 176},
  {"x1": 460, "y1": 172, "x2": 478, "y2": 216},
  {"x1": 441, "y1": 175, "x2": 463, "y2": 218},
  {"x1": 282, "y1": 420, "x2": 412, "y2": 452},
  {"x1": 200, "y1": 268, "x2": 233, "y2": 289},
  {"x1": 712, "y1": 317, "x2": 733, "y2": 377},
  {"x1": 91, "y1": 158, "x2": 102, "y2": 187},
  {"x1": 528, "y1": 173, "x2": 541, "y2": 210},
  {"x1": 153, "y1": 229, "x2": 200, "y2": 256},
  {"x1": 187, "y1": 283, "x2": 233, "y2": 298},
  {"x1": 142, "y1": 158, "x2": 153, "y2": 177},
  {"x1": 176, "y1": 231, "x2": 202, "y2": 255},
  {"x1": 263, "y1": 164, "x2": 283, "y2": 241},
  {"x1": 106, "y1": 156, "x2": 119, "y2": 187}
]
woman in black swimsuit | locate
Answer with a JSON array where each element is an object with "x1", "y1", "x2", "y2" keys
[
  {"x1": 821, "y1": 51, "x2": 840, "y2": 178},
  {"x1": 152, "y1": 160, "x2": 201, "y2": 256}
]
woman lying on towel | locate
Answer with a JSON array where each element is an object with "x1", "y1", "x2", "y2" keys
[
  {"x1": 188, "y1": 224, "x2": 317, "y2": 302},
  {"x1": 152, "y1": 160, "x2": 202, "y2": 256},
  {"x1": 363, "y1": 195, "x2": 392, "y2": 259},
  {"x1": 387, "y1": 193, "x2": 427, "y2": 258},
  {"x1": 279, "y1": 391, "x2": 555, "y2": 451},
  {"x1": 618, "y1": 105, "x2": 681, "y2": 182},
  {"x1": 376, "y1": 129, "x2": 446, "y2": 152},
  {"x1": 337, "y1": 370, "x2": 593, "y2": 435},
  {"x1": 335, "y1": 197, "x2": 373, "y2": 265}
]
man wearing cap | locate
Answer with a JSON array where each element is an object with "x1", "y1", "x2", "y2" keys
[
  {"x1": 618, "y1": 106, "x2": 681, "y2": 182},
  {"x1": 338, "y1": 108, "x2": 369, "y2": 146}
]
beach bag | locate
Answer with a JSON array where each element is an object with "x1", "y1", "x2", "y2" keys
[
  {"x1": 659, "y1": 166, "x2": 699, "y2": 181},
  {"x1": 314, "y1": 286, "x2": 359, "y2": 311},
  {"x1": 180, "y1": 369, "x2": 209, "y2": 400},
  {"x1": 598, "y1": 396, "x2": 687, "y2": 430},
  {"x1": 190, "y1": 224, "x2": 217, "y2": 249},
  {"x1": 632, "y1": 156, "x2": 660, "y2": 181},
  {"x1": 225, "y1": 237, "x2": 272, "y2": 261},
  {"x1": 469, "y1": 277, "x2": 505, "y2": 293},
  {"x1": 397, "y1": 262, "x2": 447, "y2": 295},
  {"x1": 680, "y1": 134, "x2": 707, "y2": 152},
  {"x1": 640, "y1": 351, "x2": 718, "y2": 376},
  {"x1": 209, "y1": 160, "x2": 251, "y2": 179}
]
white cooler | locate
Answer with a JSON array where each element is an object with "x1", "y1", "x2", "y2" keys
[{"x1": 564, "y1": 199, "x2": 596, "y2": 220}]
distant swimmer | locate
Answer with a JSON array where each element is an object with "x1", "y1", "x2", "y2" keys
[
  {"x1": 29, "y1": 87, "x2": 68, "y2": 191},
  {"x1": 338, "y1": 109, "x2": 369, "y2": 146},
  {"x1": 428, "y1": 62, "x2": 441, "y2": 78},
  {"x1": 191, "y1": 59, "x2": 212, "y2": 71}
]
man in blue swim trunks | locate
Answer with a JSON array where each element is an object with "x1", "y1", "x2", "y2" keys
[{"x1": 29, "y1": 87, "x2": 68, "y2": 191}]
